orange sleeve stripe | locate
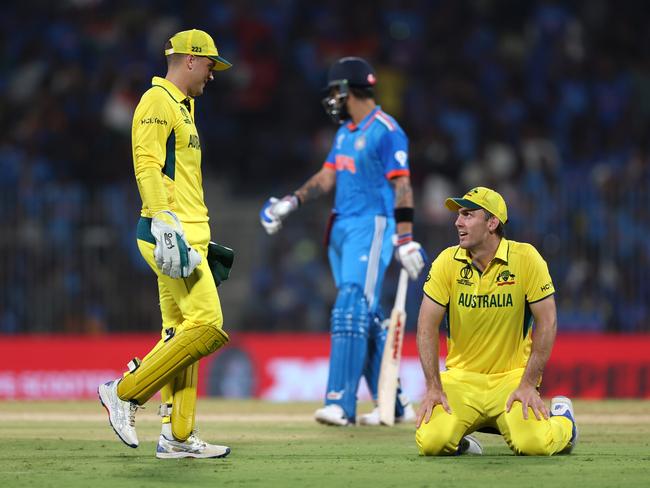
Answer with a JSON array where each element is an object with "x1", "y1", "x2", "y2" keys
[
  {"x1": 323, "y1": 161, "x2": 335, "y2": 169},
  {"x1": 386, "y1": 169, "x2": 410, "y2": 179}
]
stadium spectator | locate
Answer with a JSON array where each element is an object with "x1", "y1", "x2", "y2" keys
[{"x1": 1, "y1": 0, "x2": 649, "y2": 333}]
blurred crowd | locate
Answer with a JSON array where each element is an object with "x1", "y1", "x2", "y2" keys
[{"x1": 1, "y1": 0, "x2": 649, "y2": 333}]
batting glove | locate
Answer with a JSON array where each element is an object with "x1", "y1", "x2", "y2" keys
[
  {"x1": 151, "y1": 210, "x2": 202, "y2": 279},
  {"x1": 394, "y1": 233, "x2": 427, "y2": 280},
  {"x1": 260, "y1": 194, "x2": 300, "y2": 235}
]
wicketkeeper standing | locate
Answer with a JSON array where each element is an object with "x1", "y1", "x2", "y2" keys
[
  {"x1": 98, "y1": 29, "x2": 233, "y2": 459},
  {"x1": 260, "y1": 57, "x2": 424, "y2": 426}
]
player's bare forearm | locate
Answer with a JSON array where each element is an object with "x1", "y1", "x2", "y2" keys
[
  {"x1": 391, "y1": 176, "x2": 414, "y2": 207},
  {"x1": 416, "y1": 296, "x2": 446, "y2": 389},
  {"x1": 416, "y1": 296, "x2": 451, "y2": 424},
  {"x1": 294, "y1": 167, "x2": 335, "y2": 204},
  {"x1": 506, "y1": 296, "x2": 556, "y2": 419},
  {"x1": 520, "y1": 295, "x2": 558, "y2": 388},
  {"x1": 391, "y1": 176, "x2": 414, "y2": 235}
]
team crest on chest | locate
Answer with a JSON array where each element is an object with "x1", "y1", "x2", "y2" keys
[
  {"x1": 354, "y1": 135, "x2": 366, "y2": 151},
  {"x1": 496, "y1": 269, "x2": 516, "y2": 286}
]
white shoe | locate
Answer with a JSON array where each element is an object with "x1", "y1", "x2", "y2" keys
[
  {"x1": 314, "y1": 404, "x2": 349, "y2": 426},
  {"x1": 97, "y1": 380, "x2": 139, "y2": 448},
  {"x1": 358, "y1": 403, "x2": 416, "y2": 426},
  {"x1": 156, "y1": 432, "x2": 231, "y2": 459},
  {"x1": 551, "y1": 396, "x2": 578, "y2": 453},
  {"x1": 458, "y1": 434, "x2": 483, "y2": 455}
]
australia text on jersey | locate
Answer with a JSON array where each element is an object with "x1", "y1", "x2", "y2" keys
[{"x1": 458, "y1": 293, "x2": 514, "y2": 308}]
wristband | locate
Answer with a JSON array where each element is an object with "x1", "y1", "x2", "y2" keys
[
  {"x1": 394, "y1": 207, "x2": 414, "y2": 223},
  {"x1": 396, "y1": 233, "x2": 413, "y2": 246}
]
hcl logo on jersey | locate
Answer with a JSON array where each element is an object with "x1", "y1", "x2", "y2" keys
[{"x1": 335, "y1": 154, "x2": 356, "y2": 174}]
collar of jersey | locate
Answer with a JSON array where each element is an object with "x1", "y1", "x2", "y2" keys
[
  {"x1": 345, "y1": 106, "x2": 381, "y2": 132},
  {"x1": 454, "y1": 238, "x2": 509, "y2": 265},
  {"x1": 151, "y1": 76, "x2": 192, "y2": 105}
]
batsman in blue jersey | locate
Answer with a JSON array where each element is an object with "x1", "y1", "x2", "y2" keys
[{"x1": 260, "y1": 57, "x2": 426, "y2": 426}]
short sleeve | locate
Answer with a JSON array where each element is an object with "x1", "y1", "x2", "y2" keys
[
  {"x1": 377, "y1": 128, "x2": 409, "y2": 179},
  {"x1": 323, "y1": 148, "x2": 336, "y2": 170},
  {"x1": 524, "y1": 245, "x2": 555, "y2": 303},
  {"x1": 323, "y1": 131, "x2": 341, "y2": 170},
  {"x1": 423, "y1": 249, "x2": 452, "y2": 306}
]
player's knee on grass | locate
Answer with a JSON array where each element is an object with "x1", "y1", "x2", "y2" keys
[
  {"x1": 508, "y1": 428, "x2": 553, "y2": 456},
  {"x1": 415, "y1": 416, "x2": 459, "y2": 456},
  {"x1": 504, "y1": 405, "x2": 554, "y2": 456}
]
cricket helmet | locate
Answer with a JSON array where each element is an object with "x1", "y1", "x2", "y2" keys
[{"x1": 322, "y1": 56, "x2": 377, "y2": 124}]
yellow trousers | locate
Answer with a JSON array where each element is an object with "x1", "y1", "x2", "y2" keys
[
  {"x1": 138, "y1": 220, "x2": 223, "y2": 332},
  {"x1": 116, "y1": 220, "x2": 227, "y2": 440},
  {"x1": 416, "y1": 368, "x2": 573, "y2": 456}
]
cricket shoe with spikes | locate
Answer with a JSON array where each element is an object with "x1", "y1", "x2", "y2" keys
[
  {"x1": 156, "y1": 431, "x2": 231, "y2": 459},
  {"x1": 358, "y1": 403, "x2": 416, "y2": 426},
  {"x1": 457, "y1": 434, "x2": 483, "y2": 455},
  {"x1": 551, "y1": 396, "x2": 578, "y2": 453},
  {"x1": 314, "y1": 404, "x2": 350, "y2": 426},
  {"x1": 97, "y1": 379, "x2": 140, "y2": 448}
]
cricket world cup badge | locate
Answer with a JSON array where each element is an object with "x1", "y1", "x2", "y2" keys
[{"x1": 354, "y1": 135, "x2": 366, "y2": 151}]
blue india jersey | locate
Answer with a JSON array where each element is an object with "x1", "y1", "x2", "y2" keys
[{"x1": 323, "y1": 107, "x2": 410, "y2": 217}]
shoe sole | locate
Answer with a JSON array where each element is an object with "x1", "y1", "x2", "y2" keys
[
  {"x1": 97, "y1": 386, "x2": 138, "y2": 449},
  {"x1": 358, "y1": 416, "x2": 412, "y2": 426},
  {"x1": 314, "y1": 416, "x2": 349, "y2": 427},
  {"x1": 460, "y1": 435, "x2": 483, "y2": 455},
  {"x1": 156, "y1": 447, "x2": 231, "y2": 459}
]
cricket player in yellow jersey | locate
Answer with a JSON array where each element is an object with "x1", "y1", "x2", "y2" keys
[
  {"x1": 415, "y1": 187, "x2": 578, "y2": 456},
  {"x1": 98, "y1": 29, "x2": 233, "y2": 459}
]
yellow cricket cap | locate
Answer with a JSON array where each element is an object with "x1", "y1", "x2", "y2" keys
[
  {"x1": 165, "y1": 29, "x2": 232, "y2": 71},
  {"x1": 445, "y1": 186, "x2": 508, "y2": 224}
]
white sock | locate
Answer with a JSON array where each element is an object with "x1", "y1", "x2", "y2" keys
[{"x1": 161, "y1": 423, "x2": 173, "y2": 440}]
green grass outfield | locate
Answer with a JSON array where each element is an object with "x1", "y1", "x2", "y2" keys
[{"x1": 0, "y1": 399, "x2": 648, "y2": 488}]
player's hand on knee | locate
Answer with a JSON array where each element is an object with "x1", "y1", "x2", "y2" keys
[
  {"x1": 506, "y1": 385, "x2": 549, "y2": 420},
  {"x1": 394, "y1": 233, "x2": 428, "y2": 280},
  {"x1": 416, "y1": 387, "x2": 451, "y2": 428},
  {"x1": 260, "y1": 195, "x2": 300, "y2": 235},
  {"x1": 151, "y1": 210, "x2": 202, "y2": 279}
]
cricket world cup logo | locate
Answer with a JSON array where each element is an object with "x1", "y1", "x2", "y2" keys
[{"x1": 457, "y1": 264, "x2": 474, "y2": 286}]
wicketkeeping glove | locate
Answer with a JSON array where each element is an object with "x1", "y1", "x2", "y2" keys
[
  {"x1": 260, "y1": 194, "x2": 300, "y2": 235},
  {"x1": 150, "y1": 210, "x2": 202, "y2": 279},
  {"x1": 393, "y1": 233, "x2": 427, "y2": 280}
]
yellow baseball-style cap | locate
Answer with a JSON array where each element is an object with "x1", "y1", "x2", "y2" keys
[
  {"x1": 445, "y1": 186, "x2": 508, "y2": 224},
  {"x1": 165, "y1": 29, "x2": 232, "y2": 71}
]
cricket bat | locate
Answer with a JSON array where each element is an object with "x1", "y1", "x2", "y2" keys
[{"x1": 377, "y1": 268, "x2": 409, "y2": 426}]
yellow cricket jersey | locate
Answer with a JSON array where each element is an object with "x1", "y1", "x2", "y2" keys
[
  {"x1": 132, "y1": 77, "x2": 208, "y2": 223},
  {"x1": 423, "y1": 238, "x2": 555, "y2": 374}
]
